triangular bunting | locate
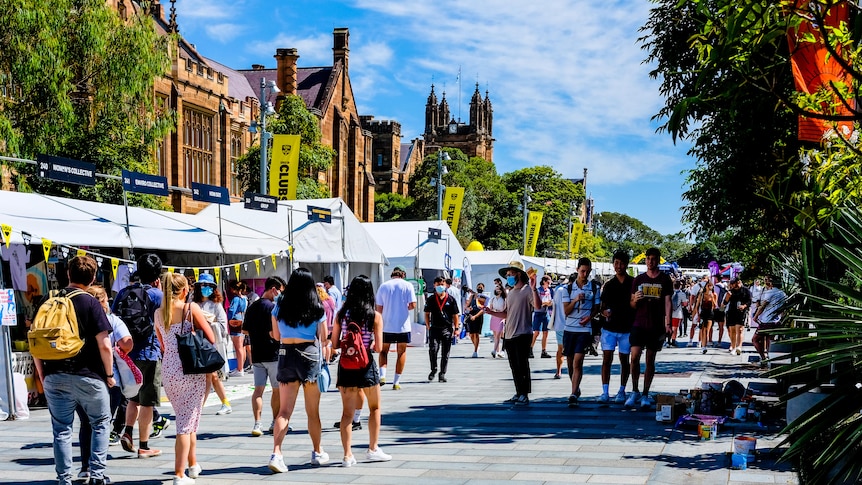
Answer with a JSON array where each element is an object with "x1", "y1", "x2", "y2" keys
[
  {"x1": 254, "y1": 259, "x2": 260, "y2": 275},
  {"x1": 193, "y1": 268, "x2": 200, "y2": 281},
  {"x1": 76, "y1": 249, "x2": 86, "y2": 258},
  {"x1": 271, "y1": 254, "x2": 277, "y2": 270},
  {"x1": 111, "y1": 258, "x2": 119, "y2": 279},
  {"x1": 42, "y1": 238, "x2": 52, "y2": 262},
  {"x1": 214, "y1": 267, "x2": 221, "y2": 285},
  {"x1": 1, "y1": 224, "x2": 12, "y2": 248},
  {"x1": 234, "y1": 264, "x2": 240, "y2": 279}
]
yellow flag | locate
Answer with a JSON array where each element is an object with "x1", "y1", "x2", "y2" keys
[
  {"x1": 288, "y1": 246, "x2": 293, "y2": 260},
  {"x1": 193, "y1": 268, "x2": 200, "y2": 282},
  {"x1": 42, "y1": 238, "x2": 52, "y2": 262},
  {"x1": 1, "y1": 224, "x2": 12, "y2": 248},
  {"x1": 269, "y1": 134, "x2": 301, "y2": 199},
  {"x1": 442, "y1": 187, "x2": 465, "y2": 234},
  {"x1": 271, "y1": 254, "x2": 277, "y2": 270},
  {"x1": 254, "y1": 259, "x2": 261, "y2": 275},
  {"x1": 569, "y1": 223, "x2": 584, "y2": 258},
  {"x1": 166, "y1": 266, "x2": 174, "y2": 274},
  {"x1": 76, "y1": 249, "x2": 86, "y2": 258},
  {"x1": 523, "y1": 211, "x2": 543, "y2": 257},
  {"x1": 214, "y1": 267, "x2": 221, "y2": 285},
  {"x1": 232, "y1": 264, "x2": 239, "y2": 279},
  {"x1": 111, "y1": 258, "x2": 119, "y2": 279}
]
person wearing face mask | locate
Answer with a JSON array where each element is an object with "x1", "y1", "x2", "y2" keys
[
  {"x1": 484, "y1": 261, "x2": 541, "y2": 406},
  {"x1": 488, "y1": 284, "x2": 507, "y2": 358},
  {"x1": 191, "y1": 274, "x2": 232, "y2": 416},
  {"x1": 423, "y1": 276, "x2": 461, "y2": 382}
]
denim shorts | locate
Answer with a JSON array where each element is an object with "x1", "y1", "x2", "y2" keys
[
  {"x1": 531, "y1": 312, "x2": 550, "y2": 332},
  {"x1": 276, "y1": 342, "x2": 321, "y2": 384},
  {"x1": 600, "y1": 330, "x2": 631, "y2": 354}
]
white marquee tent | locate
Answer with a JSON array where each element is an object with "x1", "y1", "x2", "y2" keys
[
  {"x1": 361, "y1": 220, "x2": 469, "y2": 283},
  {"x1": 465, "y1": 249, "x2": 521, "y2": 291}
]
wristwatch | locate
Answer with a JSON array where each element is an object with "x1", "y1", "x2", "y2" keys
[{"x1": 106, "y1": 374, "x2": 114, "y2": 378}]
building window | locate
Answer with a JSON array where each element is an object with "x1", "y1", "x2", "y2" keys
[
  {"x1": 156, "y1": 139, "x2": 167, "y2": 178},
  {"x1": 376, "y1": 153, "x2": 383, "y2": 168},
  {"x1": 182, "y1": 108, "x2": 214, "y2": 187},
  {"x1": 230, "y1": 130, "x2": 243, "y2": 195}
]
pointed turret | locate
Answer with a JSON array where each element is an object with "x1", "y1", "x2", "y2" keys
[
  {"x1": 469, "y1": 83, "x2": 484, "y2": 133},
  {"x1": 439, "y1": 91, "x2": 450, "y2": 130},
  {"x1": 484, "y1": 90, "x2": 493, "y2": 136},
  {"x1": 424, "y1": 84, "x2": 439, "y2": 136}
]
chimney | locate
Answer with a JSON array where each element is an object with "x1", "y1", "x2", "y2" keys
[
  {"x1": 274, "y1": 48, "x2": 299, "y2": 96},
  {"x1": 333, "y1": 28, "x2": 349, "y2": 71},
  {"x1": 251, "y1": 64, "x2": 265, "y2": 71}
]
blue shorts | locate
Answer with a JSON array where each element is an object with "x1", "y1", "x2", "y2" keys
[
  {"x1": 562, "y1": 331, "x2": 593, "y2": 357},
  {"x1": 532, "y1": 312, "x2": 550, "y2": 332},
  {"x1": 600, "y1": 330, "x2": 631, "y2": 354},
  {"x1": 555, "y1": 330, "x2": 565, "y2": 347}
]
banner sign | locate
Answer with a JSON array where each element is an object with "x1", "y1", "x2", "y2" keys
[
  {"x1": 122, "y1": 170, "x2": 169, "y2": 196},
  {"x1": 191, "y1": 182, "x2": 230, "y2": 205},
  {"x1": 443, "y1": 187, "x2": 465, "y2": 234},
  {"x1": 524, "y1": 211, "x2": 543, "y2": 257},
  {"x1": 269, "y1": 134, "x2": 301, "y2": 200},
  {"x1": 1, "y1": 289, "x2": 17, "y2": 326},
  {"x1": 37, "y1": 154, "x2": 96, "y2": 186},
  {"x1": 569, "y1": 222, "x2": 584, "y2": 258},
  {"x1": 244, "y1": 191, "x2": 278, "y2": 212},
  {"x1": 307, "y1": 205, "x2": 332, "y2": 223},
  {"x1": 428, "y1": 228, "x2": 442, "y2": 240}
]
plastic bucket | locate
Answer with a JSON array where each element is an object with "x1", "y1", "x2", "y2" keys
[{"x1": 733, "y1": 436, "x2": 757, "y2": 455}]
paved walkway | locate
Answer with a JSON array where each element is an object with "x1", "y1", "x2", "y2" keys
[{"x1": 1, "y1": 335, "x2": 798, "y2": 484}]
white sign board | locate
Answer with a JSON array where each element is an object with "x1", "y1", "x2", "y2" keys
[{"x1": 0, "y1": 289, "x2": 17, "y2": 327}]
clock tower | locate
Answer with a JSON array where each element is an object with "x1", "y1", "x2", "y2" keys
[{"x1": 423, "y1": 83, "x2": 494, "y2": 163}]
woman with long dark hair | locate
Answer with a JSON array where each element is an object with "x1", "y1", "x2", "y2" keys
[
  {"x1": 267, "y1": 268, "x2": 329, "y2": 473},
  {"x1": 331, "y1": 275, "x2": 391, "y2": 467}
]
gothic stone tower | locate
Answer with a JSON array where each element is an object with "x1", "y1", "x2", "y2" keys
[{"x1": 423, "y1": 83, "x2": 494, "y2": 163}]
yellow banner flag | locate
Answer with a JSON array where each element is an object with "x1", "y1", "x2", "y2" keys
[
  {"x1": 254, "y1": 259, "x2": 261, "y2": 275},
  {"x1": 569, "y1": 223, "x2": 584, "y2": 258},
  {"x1": 111, "y1": 258, "x2": 119, "y2": 279},
  {"x1": 523, "y1": 211, "x2": 543, "y2": 257},
  {"x1": 42, "y1": 238, "x2": 52, "y2": 262},
  {"x1": 442, "y1": 187, "x2": 465, "y2": 233},
  {"x1": 1, "y1": 224, "x2": 12, "y2": 248},
  {"x1": 271, "y1": 254, "x2": 277, "y2": 270},
  {"x1": 233, "y1": 264, "x2": 240, "y2": 279},
  {"x1": 269, "y1": 134, "x2": 301, "y2": 199},
  {"x1": 193, "y1": 268, "x2": 200, "y2": 282},
  {"x1": 76, "y1": 249, "x2": 86, "y2": 258},
  {"x1": 214, "y1": 267, "x2": 221, "y2": 285}
]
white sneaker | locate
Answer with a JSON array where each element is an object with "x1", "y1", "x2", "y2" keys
[
  {"x1": 251, "y1": 423, "x2": 263, "y2": 437},
  {"x1": 172, "y1": 476, "x2": 195, "y2": 485},
  {"x1": 76, "y1": 470, "x2": 89, "y2": 482},
  {"x1": 366, "y1": 447, "x2": 392, "y2": 462},
  {"x1": 598, "y1": 392, "x2": 610, "y2": 404},
  {"x1": 342, "y1": 455, "x2": 357, "y2": 467},
  {"x1": 268, "y1": 453, "x2": 287, "y2": 473},
  {"x1": 472, "y1": 351, "x2": 479, "y2": 358},
  {"x1": 311, "y1": 450, "x2": 330, "y2": 466},
  {"x1": 625, "y1": 391, "x2": 641, "y2": 408},
  {"x1": 498, "y1": 351, "x2": 506, "y2": 359},
  {"x1": 188, "y1": 463, "x2": 202, "y2": 479},
  {"x1": 640, "y1": 394, "x2": 655, "y2": 409},
  {"x1": 614, "y1": 390, "x2": 627, "y2": 404},
  {"x1": 736, "y1": 347, "x2": 742, "y2": 355},
  {"x1": 216, "y1": 404, "x2": 232, "y2": 415},
  {"x1": 228, "y1": 369, "x2": 244, "y2": 378}
]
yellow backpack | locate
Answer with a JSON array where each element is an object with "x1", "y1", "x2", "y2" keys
[{"x1": 28, "y1": 289, "x2": 87, "y2": 360}]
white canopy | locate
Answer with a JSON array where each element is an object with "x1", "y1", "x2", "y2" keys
[
  {"x1": 197, "y1": 198, "x2": 387, "y2": 288},
  {"x1": 465, "y1": 249, "x2": 521, "y2": 290},
  {"x1": 361, "y1": 220, "x2": 468, "y2": 280},
  {"x1": 521, "y1": 255, "x2": 615, "y2": 282}
]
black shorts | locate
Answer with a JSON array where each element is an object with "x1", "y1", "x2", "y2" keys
[
  {"x1": 337, "y1": 353, "x2": 380, "y2": 388},
  {"x1": 562, "y1": 331, "x2": 593, "y2": 357},
  {"x1": 629, "y1": 327, "x2": 665, "y2": 352},
  {"x1": 383, "y1": 332, "x2": 411, "y2": 344},
  {"x1": 276, "y1": 342, "x2": 321, "y2": 384},
  {"x1": 726, "y1": 310, "x2": 745, "y2": 327},
  {"x1": 130, "y1": 359, "x2": 161, "y2": 407},
  {"x1": 712, "y1": 309, "x2": 726, "y2": 323},
  {"x1": 467, "y1": 318, "x2": 483, "y2": 335},
  {"x1": 699, "y1": 309, "x2": 713, "y2": 322}
]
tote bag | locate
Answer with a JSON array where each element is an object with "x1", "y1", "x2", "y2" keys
[
  {"x1": 113, "y1": 347, "x2": 143, "y2": 398},
  {"x1": 176, "y1": 306, "x2": 225, "y2": 375}
]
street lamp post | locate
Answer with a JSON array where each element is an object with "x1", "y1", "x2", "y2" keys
[
  {"x1": 252, "y1": 77, "x2": 280, "y2": 194},
  {"x1": 435, "y1": 150, "x2": 450, "y2": 220}
]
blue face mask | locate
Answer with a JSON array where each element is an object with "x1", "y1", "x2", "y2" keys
[
  {"x1": 506, "y1": 275, "x2": 517, "y2": 287},
  {"x1": 200, "y1": 286, "x2": 214, "y2": 298},
  {"x1": 435, "y1": 285, "x2": 446, "y2": 294}
]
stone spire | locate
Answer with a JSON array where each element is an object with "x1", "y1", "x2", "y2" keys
[{"x1": 169, "y1": 0, "x2": 179, "y2": 33}]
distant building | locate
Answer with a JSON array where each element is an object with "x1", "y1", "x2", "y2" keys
[
  {"x1": 422, "y1": 83, "x2": 494, "y2": 163},
  {"x1": 360, "y1": 115, "x2": 424, "y2": 198}
]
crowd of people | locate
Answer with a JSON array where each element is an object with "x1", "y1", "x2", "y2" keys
[{"x1": 31, "y1": 250, "x2": 787, "y2": 485}]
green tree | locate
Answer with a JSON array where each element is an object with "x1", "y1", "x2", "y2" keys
[
  {"x1": 237, "y1": 94, "x2": 334, "y2": 198},
  {"x1": 375, "y1": 192, "x2": 416, "y2": 221},
  {"x1": 0, "y1": 0, "x2": 174, "y2": 208},
  {"x1": 594, "y1": 211, "x2": 662, "y2": 255}
]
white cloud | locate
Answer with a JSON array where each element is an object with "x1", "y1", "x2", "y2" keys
[
  {"x1": 204, "y1": 23, "x2": 245, "y2": 44},
  {"x1": 176, "y1": 0, "x2": 236, "y2": 19},
  {"x1": 245, "y1": 33, "x2": 333, "y2": 65}
]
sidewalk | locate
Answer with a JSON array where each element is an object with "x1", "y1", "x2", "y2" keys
[{"x1": 0, "y1": 335, "x2": 798, "y2": 484}]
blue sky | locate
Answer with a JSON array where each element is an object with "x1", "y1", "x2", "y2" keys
[{"x1": 173, "y1": 0, "x2": 694, "y2": 236}]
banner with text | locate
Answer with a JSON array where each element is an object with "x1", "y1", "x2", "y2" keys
[
  {"x1": 269, "y1": 134, "x2": 301, "y2": 199},
  {"x1": 569, "y1": 222, "x2": 584, "y2": 258},
  {"x1": 443, "y1": 187, "x2": 465, "y2": 234},
  {"x1": 524, "y1": 211, "x2": 543, "y2": 257}
]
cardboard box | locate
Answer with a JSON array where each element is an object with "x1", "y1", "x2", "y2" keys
[{"x1": 656, "y1": 394, "x2": 686, "y2": 422}]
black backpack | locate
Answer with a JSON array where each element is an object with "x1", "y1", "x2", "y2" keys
[{"x1": 115, "y1": 284, "x2": 153, "y2": 343}]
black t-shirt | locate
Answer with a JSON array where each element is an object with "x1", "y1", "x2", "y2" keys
[
  {"x1": 727, "y1": 286, "x2": 752, "y2": 315},
  {"x1": 243, "y1": 297, "x2": 279, "y2": 363},
  {"x1": 423, "y1": 293, "x2": 460, "y2": 329},
  {"x1": 601, "y1": 275, "x2": 635, "y2": 333},
  {"x1": 40, "y1": 287, "x2": 112, "y2": 381}
]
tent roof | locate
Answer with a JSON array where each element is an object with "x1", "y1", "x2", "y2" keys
[
  {"x1": 362, "y1": 220, "x2": 468, "y2": 271},
  {"x1": 197, "y1": 198, "x2": 386, "y2": 264},
  {"x1": 465, "y1": 249, "x2": 521, "y2": 267}
]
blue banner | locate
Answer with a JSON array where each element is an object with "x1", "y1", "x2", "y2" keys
[
  {"x1": 122, "y1": 170, "x2": 169, "y2": 196},
  {"x1": 191, "y1": 182, "x2": 230, "y2": 205}
]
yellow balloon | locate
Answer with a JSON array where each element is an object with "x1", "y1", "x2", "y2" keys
[{"x1": 466, "y1": 240, "x2": 484, "y2": 251}]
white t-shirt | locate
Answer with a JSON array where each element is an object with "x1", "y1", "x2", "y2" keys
[
  {"x1": 551, "y1": 284, "x2": 567, "y2": 331},
  {"x1": 0, "y1": 244, "x2": 30, "y2": 291},
  {"x1": 758, "y1": 287, "x2": 786, "y2": 323},
  {"x1": 375, "y1": 277, "x2": 417, "y2": 334},
  {"x1": 107, "y1": 313, "x2": 131, "y2": 347},
  {"x1": 561, "y1": 280, "x2": 600, "y2": 333}
]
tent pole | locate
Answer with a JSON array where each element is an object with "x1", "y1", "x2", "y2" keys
[
  {"x1": 122, "y1": 190, "x2": 135, "y2": 260},
  {"x1": 217, "y1": 204, "x2": 225, "y2": 267}
]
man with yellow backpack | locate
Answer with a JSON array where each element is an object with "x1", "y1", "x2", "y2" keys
[{"x1": 29, "y1": 256, "x2": 114, "y2": 485}]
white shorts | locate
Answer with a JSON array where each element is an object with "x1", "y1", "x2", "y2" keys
[
  {"x1": 253, "y1": 361, "x2": 279, "y2": 388},
  {"x1": 600, "y1": 330, "x2": 631, "y2": 355}
]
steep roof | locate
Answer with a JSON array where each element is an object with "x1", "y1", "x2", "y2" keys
[
  {"x1": 203, "y1": 57, "x2": 257, "y2": 102},
  {"x1": 239, "y1": 67, "x2": 335, "y2": 112}
]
